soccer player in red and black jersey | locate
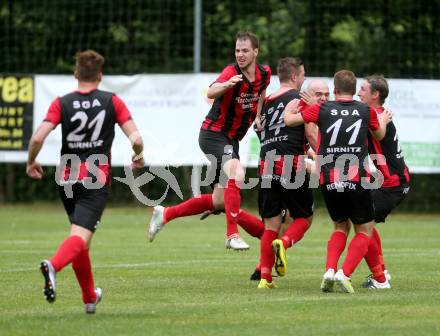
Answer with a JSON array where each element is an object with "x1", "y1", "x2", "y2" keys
[
  {"x1": 358, "y1": 75, "x2": 410, "y2": 288},
  {"x1": 255, "y1": 57, "x2": 315, "y2": 289},
  {"x1": 148, "y1": 32, "x2": 270, "y2": 250},
  {"x1": 26, "y1": 50, "x2": 144, "y2": 313},
  {"x1": 284, "y1": 70, "x2": 391, "y2": 293}
]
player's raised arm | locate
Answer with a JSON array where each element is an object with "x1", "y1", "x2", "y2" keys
[
  {"x1": 207, "y1": 74, "x2": 243, "y2": 99},
  {"x1": 370, "y1": 107, "x2": 391, "y2": 140},
  {"x1": 254, "y1": 89, "x2": 266, "y2": 130},
  {"x1": 300, "y1": 90, "x2": 319, "y2": 106},
  {"x1": 26, "y1": 121, "x2": 55, "y2": 179},
  {"x1": 283, "y1": 99, "x2": 305, "y2": 127}
]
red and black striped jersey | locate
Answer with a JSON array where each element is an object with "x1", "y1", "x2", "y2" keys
[
  {"x1": 302, "y1": 99, "x2": 379, "y2": 185},
  {"x1": 201, "y1": 63, "x2": 271, "y2": 141},
  {"x1": 44, "y1": 88, "x2": 132, "y2": 183},
  {"x1": 368, "y1": 106, "x2": 410, "y2": 187}
]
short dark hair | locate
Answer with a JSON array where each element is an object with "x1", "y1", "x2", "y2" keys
[
  {"x1": 236, "y1": 31, "x2": 259, "y2": 49},
  {"x1": 75, "y1": 50, "x2": 104, "y2": 82},
  {"x1": 277, "y1": 57, "x2": 304, "y2": 83},
  {"x1": 365, "y1": 74, "x2": 389, "y2": 104},
  {"x1": 334, "y1": 70, "x2": 356, "y2": 95}
]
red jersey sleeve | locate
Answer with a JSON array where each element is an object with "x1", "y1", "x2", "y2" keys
[
  {"x1": 369, "y1": 107, "x2": 380, "y2": 130},
  {"x1": 44, "y1": 97, "x2": 62, "y2": 126},
  {"x1": 301, "y1": 103, "x2": 321, "y2": 123},
  {"x1": 112, "y1": 95, "x2": 132, "y2": 126},
  {"x1": 213, "y1": 65, "x2": 237, "y2": 84},
  {"x1": 298, "y1": 99, "x2": 307, "y2": 111}
]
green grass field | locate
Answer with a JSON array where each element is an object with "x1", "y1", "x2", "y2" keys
[{"x1": 0, "y1": 205, "x2": 439, "y2": 336}]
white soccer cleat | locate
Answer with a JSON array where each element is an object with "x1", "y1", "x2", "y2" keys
[
  {"x1": 40, "y1": 260, "x2": 56, "y2": 303},
  {"x1": 225, "y1": 236, "x2": 250, "y2": 251},
  {"x1": 384, "y1": 269, "x2": 392, "y2": 282},
  {"x1": 334, "y1": 269, "x2": 355, "y2": 293},
  {"x1": 365, "y1": 278, "x2": 391, "y2": 290},
  {"x1": 362, "y1": 269, "x2": 392, "y2": 288},
  {"x1": 85, "y1": 287, "x2": 103, "y2": 314},
  {"x1": 148, "y1": 206, "x2": 165, "y2": 242},
  {"x1": 320, "y1": 268, "x2": 336, "y2": 292}
]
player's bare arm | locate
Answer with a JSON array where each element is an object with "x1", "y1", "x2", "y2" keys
[
  {"x1": 305, "y1": 123, "x2": 318, "y2": 151},
  {"x1": 283, "y1": 99, "x2": 305, "y2": 127},
  {"x1": 120, "y1": 120, "x2": 145, "y2": 168},
  {"x1": 254, "y1": 89, "x2": 266, "y2": 130},
  {"x1": 206, "y1": 74, "x2": 243, "y2": 99},
  {"x1": 26, "y1": 121, "x2": 55, "y2": 179}
]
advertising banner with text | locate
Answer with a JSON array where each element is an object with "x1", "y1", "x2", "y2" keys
[
  {"x1": 0, "y1": 74, "x2": 438, "y2": 173},
  {"x1": 0, "y1": 74, "x2": 34, "y2": 152}
]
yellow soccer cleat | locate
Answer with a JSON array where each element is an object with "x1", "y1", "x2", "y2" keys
[
  {"x1": 257, "y1": 279, "x2": 277, "y2": 289},
  {"x1": 272, "y1": 239, "x2": 287, "y2": 277}
]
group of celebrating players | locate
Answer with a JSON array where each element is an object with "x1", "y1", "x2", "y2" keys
[
  {"x1": 147, "y1": 31, "x2": 410, "y2": 292},
  {"x1": 26, "y1": 31, "x2": 410, "y2": 314}
]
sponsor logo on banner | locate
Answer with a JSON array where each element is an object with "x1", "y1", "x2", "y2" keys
[{"x1": 0, "y1": 74, "x2": 34, "y2": 151}]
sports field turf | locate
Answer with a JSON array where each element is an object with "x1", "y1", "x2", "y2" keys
[{"x1": 0, "y1": 205, "x2": 439, "y2": 336}]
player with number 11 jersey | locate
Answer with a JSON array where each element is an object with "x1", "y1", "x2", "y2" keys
[{"x1": 284, "y1": 70, "x2": 390, "y2": 293}]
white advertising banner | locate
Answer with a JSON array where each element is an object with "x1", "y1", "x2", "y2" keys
[
  {"x1": 0, "y1": 74, "x2": 439, "y2": 173},
  {"x1": 32, "y1": 74, "x2": 215, "y2": 167}
]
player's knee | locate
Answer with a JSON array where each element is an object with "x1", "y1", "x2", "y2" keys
[
  {"x1": 70, "y1": 224, "x2": 93, "y2": 244},
  {"x1": 224, "y1": 159, "x2": 244, "y2": 181},
  {"x1": 333, "y1": 220, "x2": 350, "y2": 235},
  {"x1": 354, "y1": 221, "x2": 374, "y2": 236},
  {"x1": 264, "y1": 214, "x2": 283, "y2": 231},
  {"x1": 234, "y1": 170, "x2": 245, "y2": 183},
  {"x1": 212, "y1": 201, "x2": 224, "y2": 211},
  {"x1": 228, "y1": 167, "x2": 245, "y2": 183},
  {"x1": 212, "y1": 195, "x2": 224, "y2": 210}
]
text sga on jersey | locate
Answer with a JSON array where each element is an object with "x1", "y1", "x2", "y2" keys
[
  {"x1": 72, "y1": 99, "x2": 102, "y2": 109},
  {"x1": 330, "y1": 109, "x2": 360, "y2": 116}
]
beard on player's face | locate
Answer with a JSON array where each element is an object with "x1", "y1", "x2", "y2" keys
[{"x1": 236, "y1": 53, "x2": 256, "y2": 71}]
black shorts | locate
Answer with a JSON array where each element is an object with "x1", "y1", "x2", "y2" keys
[
  {"x1": 372, "y1": 185, "x2": 410, "y2": 223},
  {"x1": 258, "y1": 174, "x2": 314, "y2": 219},
  {"x1": 58, "y1": 183, "x2": 110, "y2": 232},
  {"x1": 198, "y1": 129, "x2": 239, "y2": 187},
  {"x1": 321, "y1": 183, "x2": 374, "y2": 225}
]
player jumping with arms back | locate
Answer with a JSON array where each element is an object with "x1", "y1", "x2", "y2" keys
[{"x1": 148, "y1": 32, "x2": 270, "y2": 250}]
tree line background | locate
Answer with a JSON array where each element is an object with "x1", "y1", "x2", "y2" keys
[{"x1": 0, "y1": 0, "x2": 439, "y2": 210}]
